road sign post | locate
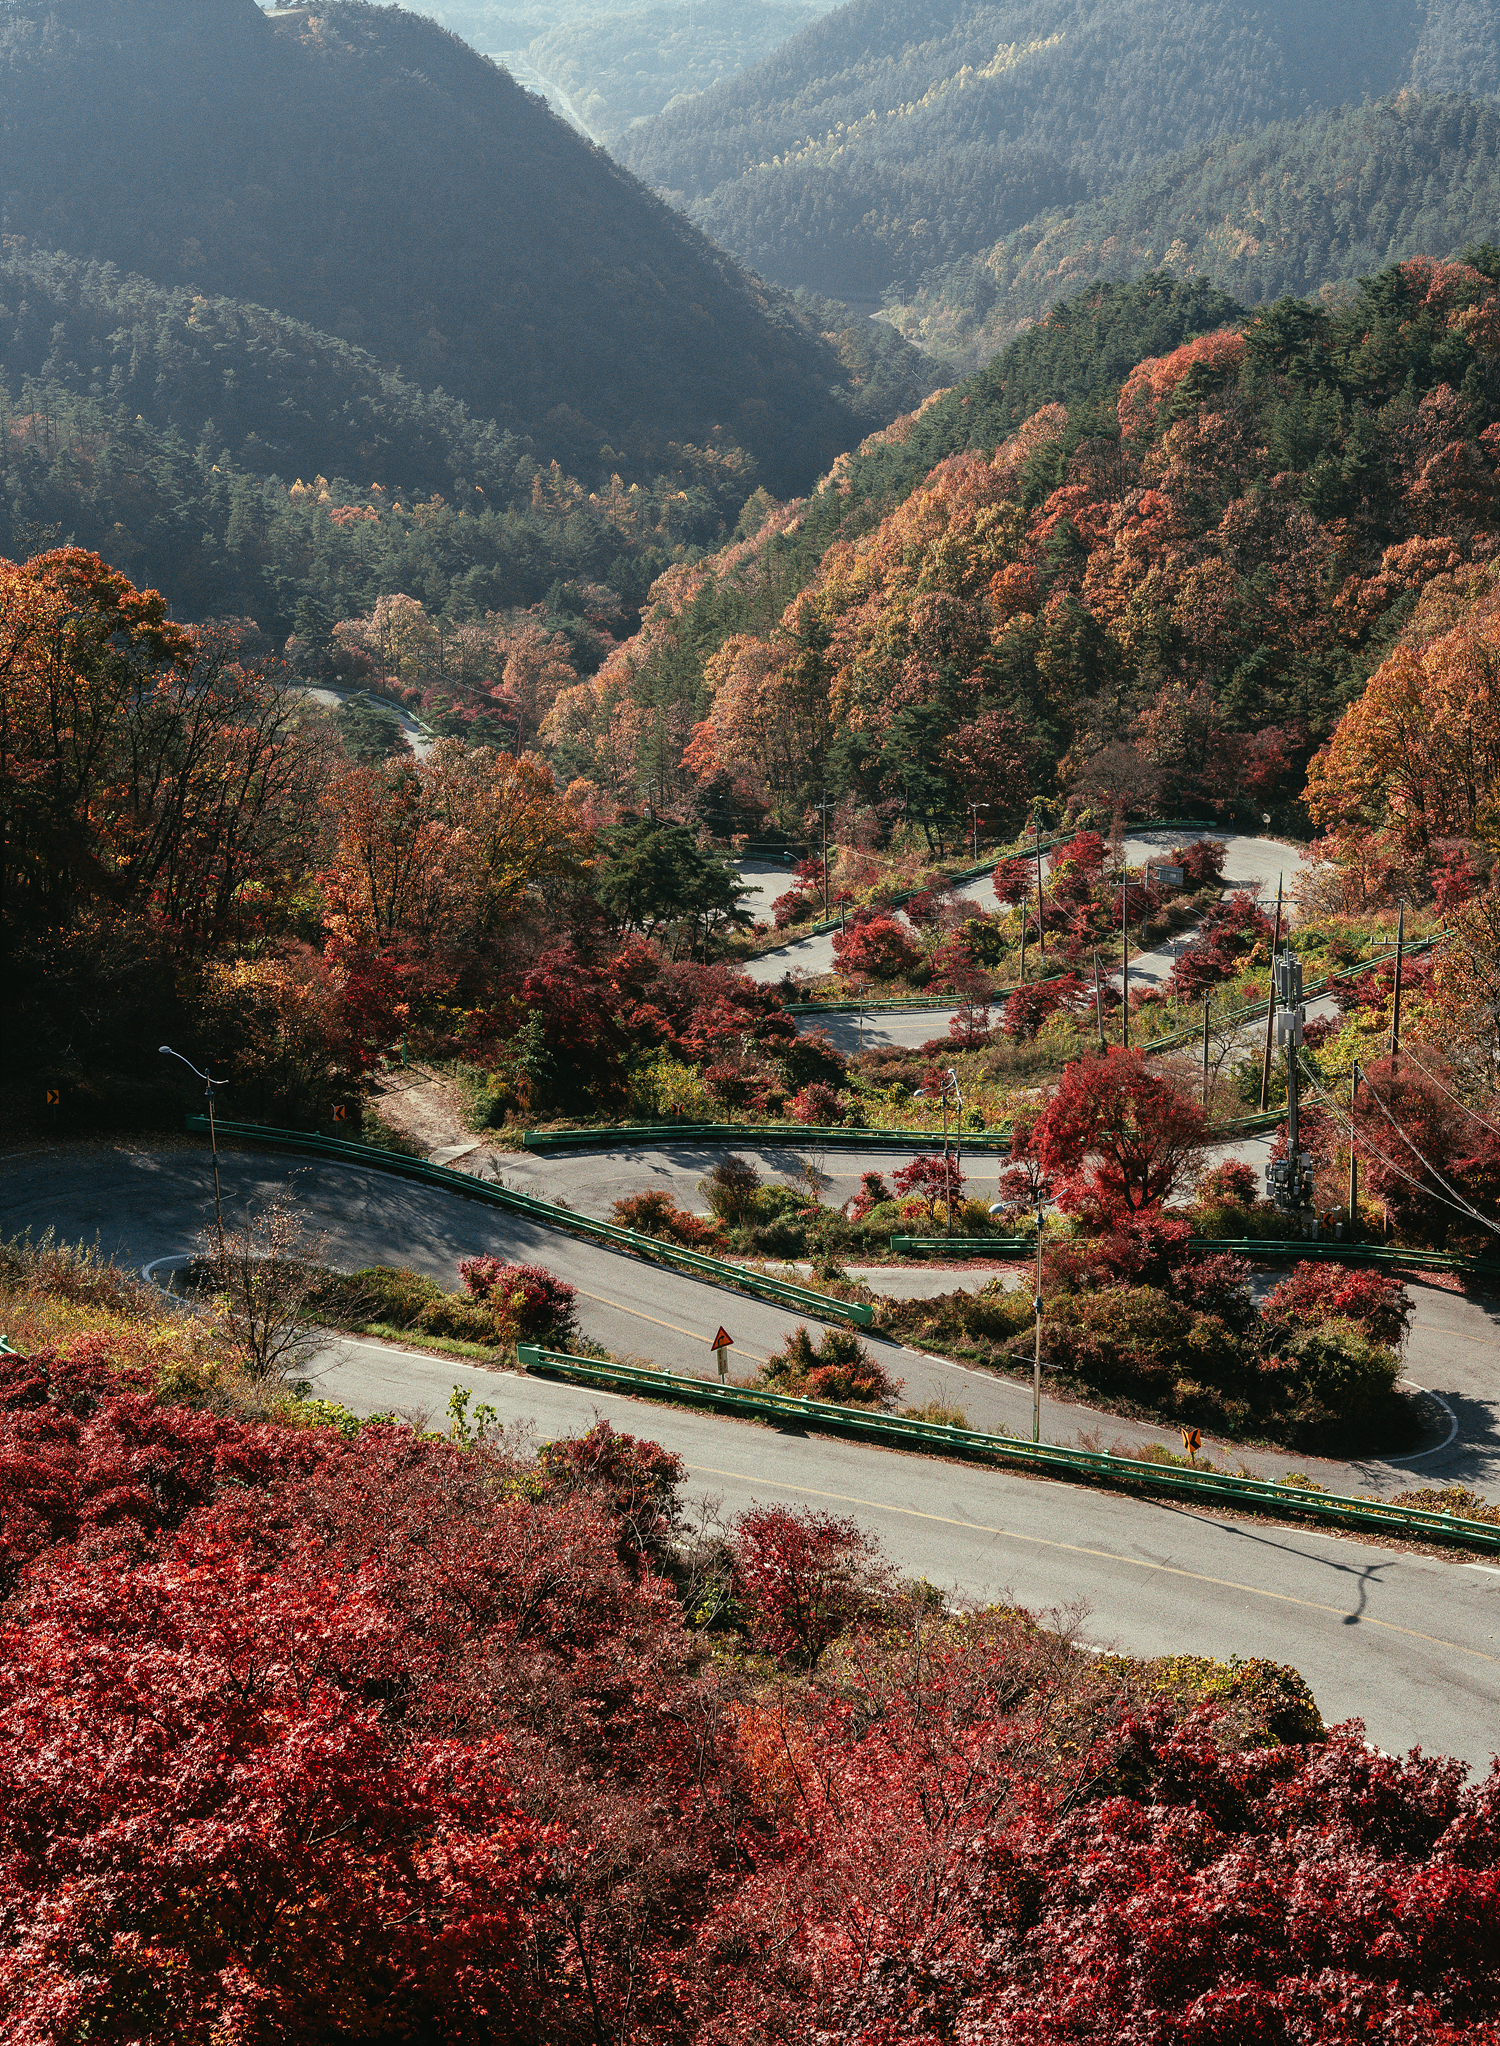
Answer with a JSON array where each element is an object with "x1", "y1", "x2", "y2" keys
[{"x1": 711, "y1": 1325, "x2": 733, "y2": 1381}]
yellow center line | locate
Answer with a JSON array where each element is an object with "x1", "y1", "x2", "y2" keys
[
  {"x1": 686, "y1": 1463, "x2": 1500, "y2": 1669},
  {"x1": 570, "y1": 1286, "x2": 770, "y2": 1364}
]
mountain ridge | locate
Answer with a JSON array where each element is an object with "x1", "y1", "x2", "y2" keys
[{"x1": 0, "y1": 0, "x2": 905, "y2": 494}]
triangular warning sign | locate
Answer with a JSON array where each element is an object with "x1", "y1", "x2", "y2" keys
[{"x1": 710, "y1": 1327, "x2": 734, "y2": 1350}]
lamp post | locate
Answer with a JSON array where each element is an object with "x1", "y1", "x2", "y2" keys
[
  {"x1": 160, "y1": 1045, "x2": 226, "y2": 1256},
  {"x1": 967, "y1": 800, "x2": 990, "y2": 861}
]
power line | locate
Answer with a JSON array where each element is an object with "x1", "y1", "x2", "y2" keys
[
  {"x1": 1356, "y1": 1067, "x2": 1500, "y2": 1238},
  {"x1": 1296, "y1": 1058, "x2": 1500, "y2": 1238},
  {"x1": 1383, "y1": 1042, "x2": 1500, "y2": 1142}
]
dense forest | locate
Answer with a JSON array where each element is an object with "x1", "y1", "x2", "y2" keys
[
  {"x1": 889, "y1": 92, "x2": 1500, "y2": 371},
  {"x1": 521, "y1": 0, "x2": 832, "y2": 143},
  {"x1": 0, "y1": 0, "x2": 907, "y2": 495},
  {"x1": 0, "y1": 245, "x2": 926, "y2": 631},
  {"x1": 618, "y1": 0, "x2": 1498, "y2": 305},
  {"x1": 531, "y1": 254, "x2": 1500, "y2": 855}
]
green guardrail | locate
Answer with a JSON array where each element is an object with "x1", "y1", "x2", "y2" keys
[
  {"x1": 888, "y1": 1235, "x2": 1036, "y2": 1258},
  {"x1": 522, "y1": 1105, "x2": 1276, "y2": 1160},
  {"x1": 1189, "y1": 1237, "x2": 1500, "y2": 1281},
  {"x1": 186, "y1": 1117, "x2": 873, "y2": 1327},
  {"x1": 513, "y1": 1346, "x2": 1500, "y2": 1556},
  {"x1": 889, "y1": 1231, "x2": 1500, "y2": 1280},
  {"x1": 521, "y1": 1119, "x2": 1012, "y2": 1155}
]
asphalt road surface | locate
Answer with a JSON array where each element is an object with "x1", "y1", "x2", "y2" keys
[
  {"x1": 7, "y1": 1135, "x2": 1499, "y2": 1767},
  {"x1": 305, "y1": 1335, "x2": 1500, "y2": 1778},
  {"x1": 739, "y1": 828, "x2": 1313, "y2": 988}
]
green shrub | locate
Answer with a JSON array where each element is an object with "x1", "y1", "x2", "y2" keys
[
  {"x1": 754, "y1": 1325, "x2": 903, "y2": 1408},
  {"x1": 413, "y1": 1294, "x2": 500, "y2": 1344},
  {"x1": 307, "y1": 1265, "x2": 442, "y2": 1330}
]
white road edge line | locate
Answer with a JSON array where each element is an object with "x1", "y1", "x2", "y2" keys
[{"x1": 1388, "y1": 1378, "x2": 1460, "y2": 1461}]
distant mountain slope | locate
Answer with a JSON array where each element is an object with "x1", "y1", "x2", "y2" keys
[
  {"x1": 0, "y1": 243, "x2": 924, "y2": 630},
  {"x1": 886, "y1": 92, "x2": 1500, "y2": 371},
  {"x1": 615, "y1": 0, "x2": 1491, "y2": 305},
  {"x1": 519, "y1": 0, "x2": 831, "y2": 144},
  {"x1": 0, "y1": 0, "x2": 904, "y2": 494}
]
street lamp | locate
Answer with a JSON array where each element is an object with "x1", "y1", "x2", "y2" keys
[
  {"x1": 160, "y1": 1045, "x2": 226, "y2": 1256},
  {"x1": 967, "y1": 800, "x2": 991, "y2": 861}
]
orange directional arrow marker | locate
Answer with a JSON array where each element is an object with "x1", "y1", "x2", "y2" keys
[{"x1": 710, "y1": 1327, "x2": 734, "y2": 1351}]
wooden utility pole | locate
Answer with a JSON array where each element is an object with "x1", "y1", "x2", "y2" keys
[
  {"x1": 1390, "y1": 901, "x2": 1405, "y2": 1069},
  {"x1": 1349, "y1": 1061, "x2": 1360, "y2": 1232},
  {"x1": 1259, "y1": 874, "x2": 1283, "y2": 1111},
  {"x1": 1120, "y1": 855, "x2": 1130, "y2": 1049}
]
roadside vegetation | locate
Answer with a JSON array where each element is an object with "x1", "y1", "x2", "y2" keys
[{"x1": 3, "y1": 1244, "x2": 1500, "y2": 2043}]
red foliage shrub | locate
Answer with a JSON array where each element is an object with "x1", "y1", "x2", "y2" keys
[
  {"x1": 893, "y1": 1150, "x2": 966, "y2": 1220},
  {"x1": 772, "y1": 886, "x2": 819, "y2": 928},
  {"x1": 1199, "y1": 1158, "x2": 1259, "y2": 1207},
  {"x1": 535, "y1": 1418, "x2": 685, "y2": 1565},
  {"x1": 1174, "y1": 835, "x2": 1229, "y2": 886},
  {"x1": 832, "y1": 913, "x2": 922, "y2": 981},
  {"x1": 1169, "y1": 889, "x2": 1271, "y2": 1000},
  {"x1": 755, "y1": 1325, "x2": 903, "y2": 1409},
  {"x1": 1262, "y1": 1262, "x2": 1414, "y2": 1347},
  {"x1": 993, "y1": 855, "x2": 1034, "y2": 907},
  {"x1": 776, "y1": 1026, "x2": 849, "y2": 1093},
  {"x1": 847, "y1": 1170, "x2": 893, "y2": 1222},
  {"x1": 789, "y1": 1081, "x2": 845, "y2": 1124},
  {"x1": 605, "y1": 1191, "x2": 722, "y2": 1249},
  {"x1": 732, "y1": 1506, "x2": 889, "y2": 1668},
  {"x1": 456, "y1": 1257, "x2": 580, "y2": 1342},
  {"x1": 1032, "y1": 1049, "x2": 1210, "y2": 1218},
  {"x1": 1004, "y1": 971, "x2": 1085, "y2": 1039}
]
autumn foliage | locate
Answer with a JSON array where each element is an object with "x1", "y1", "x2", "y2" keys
[{"x1": 2, "y1": 1334, "x2": 1499, "y2": 2042}]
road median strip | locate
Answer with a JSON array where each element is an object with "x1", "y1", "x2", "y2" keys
[
  {"x1": 513, "y1": 1345, "x2": 1500, "y2": 1556},
  {"x1": 186, "y1": 1117, "x2": 873, "y2": 1327}
]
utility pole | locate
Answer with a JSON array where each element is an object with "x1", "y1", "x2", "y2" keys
[
  {"x1": 1032, "y1": 1201, "x2": 1045, "y2": 1444},
  {"x1": 1349, "y1": 1060, "x2": 1360, "y2": 1232},
  {"x1": 1120, "y1": 854, "x2": 1130, "y2": 1050},
  {"x1": 1093, "y1": 951, "x2": 1106, "y2": 1050},
  {"x1": 1033, "y1": 810, "x2": 1046, "y2": 974},
  {"x1": 1390, "y1": 900, "x2": 1405, "y2": 1070},
  {"x1": 1259, "y1": 873, "x2": 1283, "y2": 1111},
  {"x1": 1202, "y1": 997, "x2": 1211, "y2": 1112},
  {"x1": 817, "y1": 792, "x2": 834, "y2": 919},
  {"x1": 1266, "y1": 940, "x2": 1314, "y2": 1227}
]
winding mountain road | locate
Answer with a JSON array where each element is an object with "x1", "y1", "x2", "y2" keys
[{"x1": 4, "y1": 1130, "x2": 1499, "y2": 1771}]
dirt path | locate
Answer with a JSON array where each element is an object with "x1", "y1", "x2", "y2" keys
[{"x1": 368, "y1": 1066, "x2": 498, "y2": 1166}]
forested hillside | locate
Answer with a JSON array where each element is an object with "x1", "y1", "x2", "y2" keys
[
  {"x1": 888, "y1": 93, "x2": 1500, "y2": 370},
  {"x1": 617, "y1": 0, "x2": 1496, "y2": 306},
  {"x1": 0, "y1": 0, "x2": 904, "y2": 495},
  {"x1": 519, "y1": 0, "x2": 831, "y2": 143},
  {"x1": 537, "y1": 256, "x2": 1500, "y2": 852},
  {"x1": 0, "y1": 245, "x2": 925, "y2": 629}
]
